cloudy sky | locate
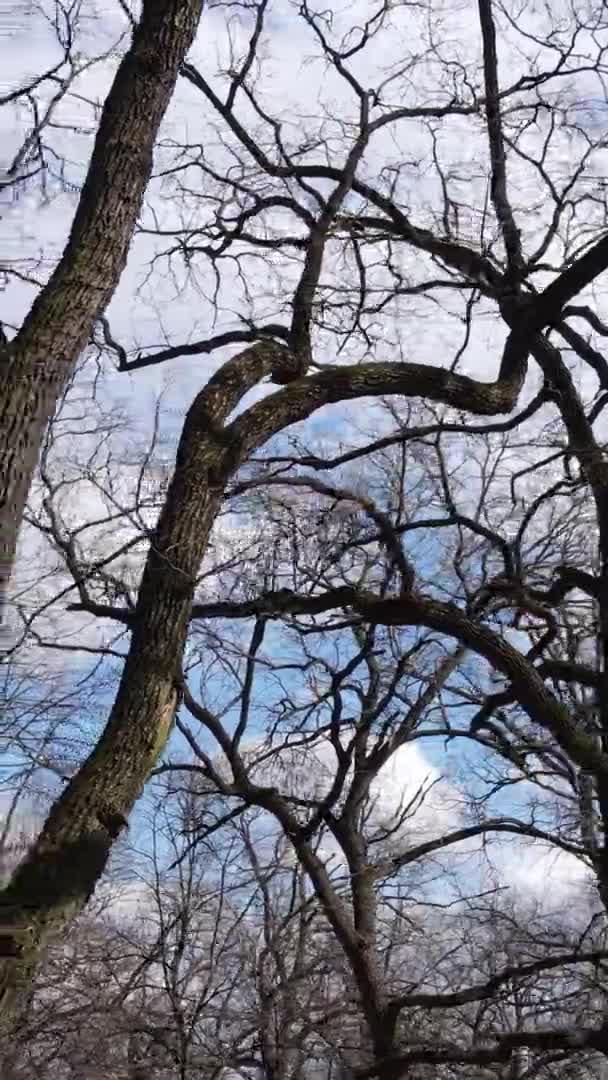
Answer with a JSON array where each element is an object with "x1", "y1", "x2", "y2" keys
[{"x1": 1, "y1": 0, "x2": 604, "y2": 916}]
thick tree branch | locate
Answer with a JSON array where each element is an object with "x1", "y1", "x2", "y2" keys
[
  {"x1": 0, "y1": 339, "x2": 293, "y2": 1027},
  {"x1": 116, "y1": 324, "x2": 289, "y2": 372},
  {"x1": 386, "y1": 818, "x2": 584, "y2": 873},
  {"x1": 0, "y1": 0, "x2": 205, "y2": 630},
  {"x1": 477, "y1": 0, "x2": 523, "y2": 278},
  {"x1": 356, "y1": 1023, "x2": 608, "y2": 1077},
  {"x1": 178, "y1": 583, "x2": 608, "y2": 778},
  {"x1": 390, "y1": 948, "x2": 608, "y2": 1011},
  {"x1": 258, "y1": 387, "x2": 548, "y2": 472}
]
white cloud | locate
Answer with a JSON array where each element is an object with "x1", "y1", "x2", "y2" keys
[
  {"x1": 491, "y1": 838, "x2": 592, "y2": 912},
  {"x1": 1, "y1": 0, "x2": 604, "y2": 937},
  {"x1": 232, "y1": 734, "x2": 466, "y2": 868}
]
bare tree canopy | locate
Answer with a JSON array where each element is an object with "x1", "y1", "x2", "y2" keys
[
  {"x1": 0, "y1": 0, "x2": 204, "y2": 630},
  {"x1": 4, "y1": 0, "x2": 608, "y2": 1073}
]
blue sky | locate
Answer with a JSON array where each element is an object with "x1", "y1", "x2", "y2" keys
[{"x1": 1, "y1": 0, "x2": 606, "y2": 920}]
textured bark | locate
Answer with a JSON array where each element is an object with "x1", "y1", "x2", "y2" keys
[
  {"x1": 0, "y1": 333, "x2": 530, "y2": 1029},
  {"x1": 0, "y1": 0, "x2": 204, "y2": 629},
  {"x1": 4, "y1": 0, "x2": 608, "y2": 1054},
  {"x1": 0, "y1": 340, "x2": 289, "y2": 1029},
  {"x1": 0, "y1": 264, "x2": 561, "y2": 1042}
]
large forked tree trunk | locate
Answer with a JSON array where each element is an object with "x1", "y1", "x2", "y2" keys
[
  {"x1": 0, "y1": 335, "x2": 531, "y2": 1030},
  {"x1": 0, "y1": 0, "x2": 204, "y2": 633},
  {"x1": 3, "y1": 305, "x2": 606, "y2": 1038}
]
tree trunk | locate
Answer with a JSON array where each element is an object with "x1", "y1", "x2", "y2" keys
[
  {"x1": 0, "y1": 0, "x2": 204, "y2": 632},
  {"x1": 0, "y1": 310, "x2": 534, "y2": 1028},
  {"x1": 0, "y1": 342, "x2": 289, "y2": 1031}
]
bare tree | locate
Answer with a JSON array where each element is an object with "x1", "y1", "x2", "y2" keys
[
  {"x1": 0, "y1": 0, "x2": 204, "y2": 632},
  {"x1": 5, "y1": 0, "x2": 608, "y2": 1057},
  {"x1": 33, "y1": 405, "x2": 608, "y2": 1074},
  {"x1": 4, "y1": 779, "x2": 346, "y2": 1080},
  {"x1": 154, "y1": 494, "x2": 608, "y2": 1077}
]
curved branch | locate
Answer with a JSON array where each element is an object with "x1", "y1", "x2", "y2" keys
[
  {"x1": 257, "y1": 386, "x2": 548, "y2": 472},
  {"x1": 390, "y1": 948, "x2": 608, "y2": 1011},
  {"x1": 181, "y1": 582, "x2": 608, "y2": 779},
  {"x1": 387, "y1": 818, "x2": 584, "y2": 872},
  {"x1": 228, "y1": 353, "x2": 529, "y2": 466},
  {"x1": 118, "y1": 324, "x2": 289, "y2": 372},
  {"x1": 357, "y1": 1023, "x2": 608, "y2": 1077}
]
